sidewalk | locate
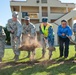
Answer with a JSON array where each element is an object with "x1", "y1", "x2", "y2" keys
[{"x1": 5, "y1": 45, "x2": 11, "y2": 49}]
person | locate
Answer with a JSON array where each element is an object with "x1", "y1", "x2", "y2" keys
[
  {"x1": 39, "y1": 18, "x2": 55, "y2": 59},
  {"x1": 7, "y1": 11, "x2": 22, "y2": 61},
  {"x1": 73, "y1": 23, "x2": 76, "y2": 57},
  {"x1": 0, "y1": 26, "x2": 6, "y2": 63},
  {"x1": 22, "y1": 16, "x2": 36, "y2": 58},
  {"x1": 57, "y1": 20, "x2": 72, "y2": 58}
]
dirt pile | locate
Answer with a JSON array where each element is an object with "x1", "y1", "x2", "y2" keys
[{"x1": 19, "y1": 36, "x2": 40, "y2": 51}]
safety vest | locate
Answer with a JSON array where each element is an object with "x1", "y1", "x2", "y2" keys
[{"x1": 40, "y1": 23, "x2": 51, "y2": 37}]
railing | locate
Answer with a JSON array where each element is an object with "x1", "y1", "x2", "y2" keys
[
  {"x1": 54, "y1": 23, "x2": 59, "y2": 26},
  {"x1": 56, "y1": 12, "x2": 68, "y2": 20}
]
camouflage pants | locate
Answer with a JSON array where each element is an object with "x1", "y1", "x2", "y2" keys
[
  {"x1": 41, "y1": 36, "x2": 54, "y2": 57},
  {"x1": 41, "y1": 37, "x2": 46, "y2": 57},
  {"x1": 11, "y1": 35, "x2": 20, "y2": 56},
  {"x1": 0, "y1": 39, "x2": 5, "y2": 58}
]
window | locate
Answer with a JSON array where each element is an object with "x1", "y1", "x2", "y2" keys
[
  {"x1": 41, "y1": 0, "x2": 47, "y2": 3},
  {"x1": 22, "y1": 12, "x2": 28, "y2": 18}
]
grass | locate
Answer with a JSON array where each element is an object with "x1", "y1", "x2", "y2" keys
[{"x1": 0, "y1": 45, "x2": 76, "y2": 75}]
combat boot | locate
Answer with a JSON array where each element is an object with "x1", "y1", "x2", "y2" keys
[
  {"x1": 49, "y1": 51, "x2": 52, "y2": 60},
  {"x1": 14, "y1": 55, "x2": 19, "y2": 61},
  {"x1": 41, "y1": 48, "x2": 46, "y2": 58}
]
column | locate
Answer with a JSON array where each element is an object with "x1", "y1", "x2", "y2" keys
[
  {"x1": 18, "y1": 6, "x2": 21, "y2": 22},
  {"x1": 66, "y1": 4, "x2": 68, "y2": 13},
  {"x1": 48, "y1": 6, "x2": 50, "y2": 22},
  {"x1": 39, "y1": 6, "x2": 42, "y2": 22}
]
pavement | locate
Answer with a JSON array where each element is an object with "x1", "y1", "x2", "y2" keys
[{"x1": 5, "y1": 45, "x2": 11, "y2": 49}]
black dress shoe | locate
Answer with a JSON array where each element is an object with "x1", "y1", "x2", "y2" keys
[
  {"x1": 64, "y1": 56, "x2": 68, "y2": 58},
  {"x1": 59, "y1": 56, "x2": 63, "y2": 58}
]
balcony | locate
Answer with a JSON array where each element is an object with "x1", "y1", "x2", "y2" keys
[
  {"x1": 50, "y1": 7, "x2": 67, "y2": 13},
  {"x1": 29, "y1": 13, "x2": 39, "y2": 19},
  {"x1": 21, "y1": 6, "x2": 39, "y2": 13},
  {"x1": 42, "y1": 12, "x2": 48, "y2": 17}
]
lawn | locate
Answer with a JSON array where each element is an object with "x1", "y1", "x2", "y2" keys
[{"x1": 0, "y1": 45, "x2": 76, "y2": 75}]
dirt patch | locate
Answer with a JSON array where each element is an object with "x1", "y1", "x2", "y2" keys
[{"x1": 0, "y1": 59, "x2": 75, "y2": 69}]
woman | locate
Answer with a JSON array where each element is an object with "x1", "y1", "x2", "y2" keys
[{"x1": 57, "y1": 20, "x2": 72, "y2": 58}]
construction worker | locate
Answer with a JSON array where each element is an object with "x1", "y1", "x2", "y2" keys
[
  {"x1": 22, "y1": 16, "x2": 36, "y2": 58},
  {"x1": 39, "y1": 18, "x2": 55, "y2": 59},
  {"x1": 0, "y1": 25, "x2": 6, "y2": 63},
  {"x1": 7, "y1": 11, "x2": 22, "y2": 61},
  {"x1": 57, "y1": 20, "x2": 72, "y2": 58},
  {"x1": 73, "y1": 23, "x2": 76, "y2": 57}
]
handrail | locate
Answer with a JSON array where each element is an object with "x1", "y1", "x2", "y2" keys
[
  {"x1": 56, "y1": 12, "x2": 68, "y2": 21},
  {"x1": 54, "y1": 23, "x2": 59, "y2": 26},
  {"x1": 54, "y1": 8, "x2": 75, "y2": 23}
]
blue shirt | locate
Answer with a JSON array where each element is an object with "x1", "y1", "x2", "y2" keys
[{"x1": 57, "y1": 25, "x2": 72, "y2": 38}]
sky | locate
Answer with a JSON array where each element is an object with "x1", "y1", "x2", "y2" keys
[{"x1": 0, "y1": 0, "x2": 76, "y2": 27}]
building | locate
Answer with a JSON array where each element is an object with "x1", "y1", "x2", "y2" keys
[{"x1": 10, "y1": 0, "x2": 76, "y2": 45}]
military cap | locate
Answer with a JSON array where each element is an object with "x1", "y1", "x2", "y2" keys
[
  {"x1": 42, "y1": 18, "x2": 48, "y2": 22},
  {"x1": 25, "y1": 16, "x2": 30, "y2": 20},
  {"x1": 12, "y1": 11, "x2": 18, "y2": 18}
]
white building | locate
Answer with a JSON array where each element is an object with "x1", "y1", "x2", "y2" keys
[{"x1": 10, "y1": 0, "x2": 76, "y2": 45}]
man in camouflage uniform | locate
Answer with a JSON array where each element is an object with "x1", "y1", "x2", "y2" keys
[
  {"x1": 7, "y1": 11, "x2": 22, "y2": 61},
  {"x1": 39, "y1": 18, "x2": 55, "y2": 59},
  {"x1": 22, "y1": 16, "x2": 36, "y2": 58},
  {"x1": 0, "y1": 25, "x2": 6, "y2": 63},
  {"x1": 73, "y1": 23, "x2": 76, "y2": 57}
]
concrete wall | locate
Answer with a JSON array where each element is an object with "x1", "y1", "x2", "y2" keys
[
  {"x1": 50, "y1": 13, "x2": 64, "y2": 19},
  {"x1": 10, "y1": 0, "x2": 75, "y2": 23}
]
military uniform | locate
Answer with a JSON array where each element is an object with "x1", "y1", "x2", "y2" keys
[
  {"x1": 22, "y1": 16, "x2": 36, "y2": 58},
  {"x1": 73, "y1": 23, "x2": 76, "y2": 56},
  {"x1": 0, "y1": 26, "x2": 6, "y2": 62},
  {"x1": 39, "y1": 18, "x2": 55, "y2": 59},
  {"x1": 7, "y1": 12, "x2": 22, "y2": 61}
]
